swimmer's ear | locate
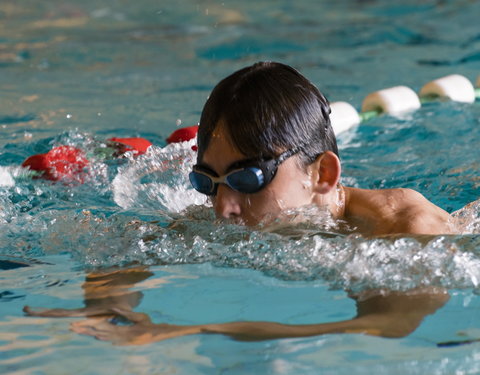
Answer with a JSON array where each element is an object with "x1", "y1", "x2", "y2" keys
[{"x1": 310, "y1": 151, "x2": 341, "y2": 194}]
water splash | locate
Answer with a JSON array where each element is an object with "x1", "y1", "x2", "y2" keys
[
  {"x1": 18, "y1": 201, "x2": 479, "y2": 295},
  {"x1": 112, "y1": 141, "x2": 206, "y2": 211},
  {"x1": 453, "y1": 199, "x2": 480, "y2": 234},
  {"x1": 1, "y1": 132, "x2": 480, "y2": 295},
  {"x1": 0, "y1": 167, "x2": 15, "y2": 187}
]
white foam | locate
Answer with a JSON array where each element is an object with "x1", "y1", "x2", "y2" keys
[
  {"x1": 0, "y1": 167, "x2": 15, "y2": 187},
  {"x1": 112, "y1": 141, "x2": 206, "y2": 212},
  {"x1": 452, "y1": 199, "x2": 480, "y2": 234},
  {"x1": 112, "y1": 171, "x2": 139, "y2": 209}
]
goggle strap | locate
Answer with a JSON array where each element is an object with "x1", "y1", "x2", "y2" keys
[{"x1": 274, "y1": 147, "x2": 302, "y2": 166}]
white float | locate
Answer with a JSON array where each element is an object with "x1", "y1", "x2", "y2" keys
[
  {"x1": 419, "y1": 74, "x2": 475, "y2": 103},
  {"x1": 361, "y1": 86, "x2": 421, "y2": 116},
  {"x1": 329, "y1": 101, "x2": 360, "y2": 135}
]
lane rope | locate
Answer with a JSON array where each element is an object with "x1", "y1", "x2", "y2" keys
[{"x1": 331, "y1": 73, "x2": 480, "y2": 135}]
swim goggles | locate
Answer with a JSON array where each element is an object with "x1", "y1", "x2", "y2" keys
[{"x1": 189, "y1": 148, "x2": 300, "y2": 196}]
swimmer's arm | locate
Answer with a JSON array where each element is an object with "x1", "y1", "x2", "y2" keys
[
  {"x1": 199, "y1": 317, "x2": 394, "y2": 340},
  {"x1": 201, "y1": 288, "x2": 448, "y2": 340},
  {"x1": 70, "y1": 311, "x2": 390, "y2": 345},
  {"x1": 71, "y1": 289, "x2": 449, "y2": 345}
]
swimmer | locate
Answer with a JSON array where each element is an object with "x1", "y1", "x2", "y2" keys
[
  {"x1": 189, "y1": 61, "x2": 454, "y2": 236},
  {"x1": 24, "y1": 61, "x2": 455, "y2": 344}
]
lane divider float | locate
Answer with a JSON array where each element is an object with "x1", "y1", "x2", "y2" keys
[
  {"x1": 16, "y1": 72, "x2": 480, "y2": 182},
  {"x1": 19, "y1": 130, "x2": 197, "y2": 183},
  {"x1": 330, "y1": 73, "x2": 480, "y2": 135}
]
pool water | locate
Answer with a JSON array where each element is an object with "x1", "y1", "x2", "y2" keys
[{"x1": 1, "y1": 0, "x2": 480, "y2": 374}]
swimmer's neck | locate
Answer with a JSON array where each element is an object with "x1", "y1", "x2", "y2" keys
[
  {"x1": 311, "y1": 183, "x2": 347, "y2": 221},
  {"x1": 338, "y1": 185, "x2": 373, "y2": 234}
]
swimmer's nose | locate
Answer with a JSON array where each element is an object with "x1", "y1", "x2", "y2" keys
[{"x1": 213, "y1": 184, "x2": 242, "y2": 220}]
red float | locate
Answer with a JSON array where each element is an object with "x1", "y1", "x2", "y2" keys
[{"x1": 22, "y1": 145, "x2": 89, "y2": 182}]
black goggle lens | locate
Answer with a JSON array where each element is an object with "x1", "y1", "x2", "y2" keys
[
  {"x1": 225, "y1": 167, "x2": 264, "y2": 194},
  {"x1": 189, "y1": 171, "x2": 215, "y2": 195}
]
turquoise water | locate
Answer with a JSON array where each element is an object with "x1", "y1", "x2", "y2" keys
[{"x1": 1, "y1": 0, "x2": 480, "y2": 374}]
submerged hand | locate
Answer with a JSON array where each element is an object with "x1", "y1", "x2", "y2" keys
[{"x1": 70, "y1": 307, "x2": 200, "y2": 345}]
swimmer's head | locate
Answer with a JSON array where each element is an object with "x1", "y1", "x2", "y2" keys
[
  {"x1": 193, "y1": 62, "x2": 342, "y2": 226},
  {"x1": 196, "y1": 61, "x2": 338, "y2": 166}
]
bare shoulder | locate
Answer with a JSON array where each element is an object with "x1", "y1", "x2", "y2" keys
[
  {"x1": 382, "y1": 188, "x2": 453, "y2": 235},
  {"x1": 344, "y1": 187, "x2": 454, "y2": 236},
  {"x1": 384, "y1": 187, "x2": 431, "y2": 206}
]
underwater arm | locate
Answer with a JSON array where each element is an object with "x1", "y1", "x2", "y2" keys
[
  {"x1": 70, "y1": 315, "x2": 384, "y2": 345},
  {"x1": 206, "y1": 288, "x2": 450, "y2": 340},
  {"x1": 70, "y1": 288, "x2": 449, "y2": 345}
]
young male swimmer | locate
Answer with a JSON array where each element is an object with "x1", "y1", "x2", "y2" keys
[
  {"x1": 189, "y1": 61, "x2": 453, "y2": 235},
  {"x1": 24, "y1": 61, "x2": 453, "y2": 344}
]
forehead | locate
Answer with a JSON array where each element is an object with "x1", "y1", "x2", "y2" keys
[{"x1": 201, "y1": 126, "x2": 247, "y2": 174}]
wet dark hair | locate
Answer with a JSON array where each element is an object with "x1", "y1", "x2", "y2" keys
[{"x1": 197, "y1": 61, "x2": 338, "y2": 167}]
